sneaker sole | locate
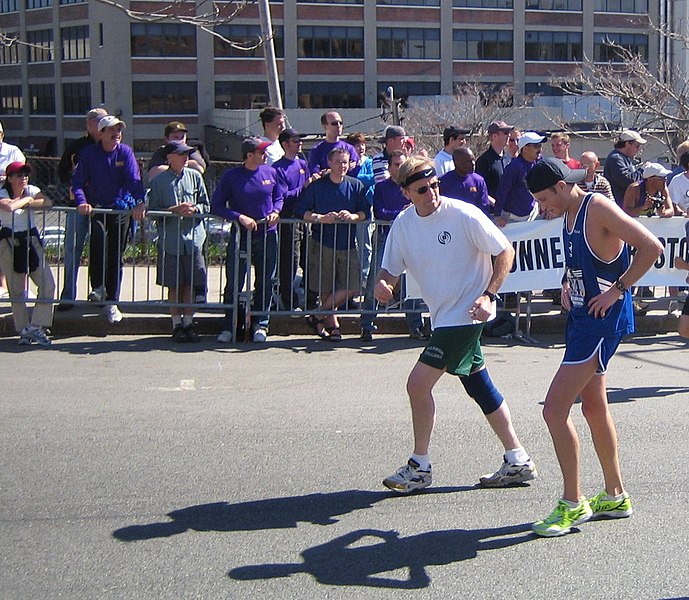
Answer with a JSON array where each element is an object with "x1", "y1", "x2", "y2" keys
[
  {"x1": 382, "y1": 477, "x2": 432, "y2": 494},
  {"x1": 479, "y1": 468, "x2": 538, "y2": 488},
  {"x1": 591, "y1": 508, "x2": 633, "y2": 519}
]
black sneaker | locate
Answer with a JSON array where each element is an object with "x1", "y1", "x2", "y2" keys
[
  {"x1": 56, "y1": 302, "x2": 74, "y2": 312},
  {"x1": 409, "y1": 327, "x2": 430, "y2": 341},
  {"x1": 172, "y1": 325, "x2": 188, "y2": 342},
  {"x1": 360, "y1": 328, "x2": 373, "y2": 341},
  {"x1": 183, "y1": 324, "x2": 201, "y2": 342}
]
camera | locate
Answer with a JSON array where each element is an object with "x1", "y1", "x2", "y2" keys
[{"x1": 649, "y1": 195, "x2": 664, "y2": 210}]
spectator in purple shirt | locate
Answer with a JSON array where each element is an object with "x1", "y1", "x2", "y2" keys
[
  {"x1": 494, "y1": 131, "x2": 546, "y2": 228},
  {"x1": 359, "y1": 151, "x2": 428, "y2": 341},
  {"x1": 439, "y1": 147, "x2": 491, "y2": 217},
  {"x1": 308, "y1": 111, "x2": 360, "y2": 176},
  {"x1": 211, "y1": 137, "x2": 282, "y2": 343},
  {"x1": 72, "y1": 115, "x2": 145, "y2": 324}
]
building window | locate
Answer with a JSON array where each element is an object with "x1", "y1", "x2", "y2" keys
[
  {"x1": 298, "y1": 81, "x2": 364, "y2": 108},
  {"x1": 0, "y1": 34, "x2": 20, "y2": 64},
  {"x1": 378, "y1": 0, "x2": 439, "y2": 6},
  {"x1": 29, "y1": 83, "x2": 55, "y2": 114},
  {"x1": 61, "y1": 25, "x2": 90, "y2": 61},
  {"x1": 0, "y1": 85, "x2": 22, "y2": 114},
  {"x1": 60, "y1": 0, "x2": 87, "y2": 4},
  {"x1": 63, "y1": 81, "x2": 91, "y2": 115},
  {"x1": 132, "y1": 81, "x2": 198, "y2": 114},
  {"x1": 26, "y1": 0, "x2": 50, "y2": 7},
  {"x1": 594, "y1": 0, "x2": 647, "y2": 12},
  {"x1": 594, "y1": 32, "x2": 648, "y2": 62},
  {"x1": 27, "y1": 29, "x2": 54, "y2": 62},
  {"x1": 378, "y1": 81, "x2": 440, "y2": 106},
  {"x1": 297, "y1": 26, "x2": 363, "y2": 59},
  {"x1": 215, "y1": 80, "x2": 286, "y2": 109},
  {"x1": 526, "y1": 0, "x2": 581, "y2": 9},
  {"x1": 130, "y1": 23, "x2": 196, "y2": 57},
  {"x1": 296, "y1": 0, "x2": 362, "y2": 4},
  {"x1": 377, "y1": 28, "x2": 440, "y2": 59},
  {"x1": 1, "y1": 0, "x2": 18, "y2": 12},
  {"x1": 453, "y1": 30, "x2": 512, "y2": 60},
  {"x1": 214, "y1": 25, "x2": 284, "y2": 58},
  {"x1": 452, "y1": 0, "x2": 512, "y2": 7},
  {"x1": 525, "y1": 31, "x2": 582, "y2": 61},
  {"x1": 525, "y1": 82, "x2": 565, "y2": 95}
]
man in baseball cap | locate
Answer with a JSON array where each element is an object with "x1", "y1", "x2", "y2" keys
[
  {"x1": 604, "y1": 130, "x2": 646, "y2": 206},
  {"x1": 476, "y1": 121, "x2": 515, "y2": 198},
  {"x1": 373, "y1": 125, "x2": 407, "y2": 182},
  {"x1": 148, "y1": 120, "x2": 206, "y2": 182},
  {"x1": 240, "y1": 137, "x2": 271, "y2": 158},
  {"x1": 434, "y1": 125, "x2": 471, "y2": 177}
]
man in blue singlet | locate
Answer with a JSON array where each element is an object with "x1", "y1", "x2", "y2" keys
[{"x1": 526, "y1": 158, "x2": 663, "y2": 537}]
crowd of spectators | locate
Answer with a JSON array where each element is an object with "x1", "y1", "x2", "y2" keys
[{"x1": 1, "y1": 108, "x2": 688, "y2": 346}]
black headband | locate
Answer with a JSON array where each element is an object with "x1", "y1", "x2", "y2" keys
[{"x1": 402, "y1": 167, "x2": 436, "y2": 188}]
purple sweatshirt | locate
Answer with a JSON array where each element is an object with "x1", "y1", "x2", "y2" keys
[
  {"x1": 494, "y1": 155, "x2": 539, "y2": 217},
  {"x1": 71, "y1": 142, "x2": 144, "y2": 207},
  {"x1": 439, "y1": 170, "x2": 491, "y2": 216},
  {"x1": 307, "y1": 140, "x2": 360, "y2": 176},
  {"x1": 272, "y1": 156, "x2": 310, "y2": 218},
  {"x1": 211, "y1": 164, "x2": 282, "y2": 232},
  {"x1": 373, "y1": 178, "x2": 409, "y2": 221}
]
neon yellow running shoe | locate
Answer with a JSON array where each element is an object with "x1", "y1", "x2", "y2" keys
[
  {"x1": 589, "y1": 490, "x2": 633, "y2": 519},
  {"x1": 532, "y1": 498, "x2": 593, "y2": 537}
]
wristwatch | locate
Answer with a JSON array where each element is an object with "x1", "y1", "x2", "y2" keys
[
  {"x1": 483, "y1": 290, "x2": 497, "y2": 302},
  {"x1": 614, "y1": 279, "x2": 627, "y2": 293}
]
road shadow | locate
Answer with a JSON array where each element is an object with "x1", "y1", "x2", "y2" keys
[
  {"x1": 228, "y1": 524, "x2": 536, "y2": 589},
  {"x1": 113, "y1": 487, "x2": 475, "y2": 542}
]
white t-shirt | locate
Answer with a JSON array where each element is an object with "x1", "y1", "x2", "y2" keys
[
  {"x1": 0, "y1": 143, "x2": 26, "y2": 176},
  {"x1": 434, "y1": 149, "x2": 454, "y2": 177},
  {"x1": 0, "y1": 184, "x2": 41, "y2": 231},
  {"x1": 668, "y1": 171, "x2": 689, "y2": 212},
  {"x1": 261, "y1": 136, "x2": 284, "y2": 166},
  {"x1": 382, "y1": 196, "x2": 509, "y2": 328}
]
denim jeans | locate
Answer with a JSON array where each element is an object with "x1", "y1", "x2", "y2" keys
[
  {"x1": 222, "y1": 228, "x2": 278, "y2": 332},
  {"x1": 59, "y1": 211, "x2": 90, "y2": 301},
  {"x1": 359, "y1": 225, "x2": 423, "y2": 333}
]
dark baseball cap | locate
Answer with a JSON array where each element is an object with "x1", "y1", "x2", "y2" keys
[
  {"x1": 381, "y1": 125, "x2": 406, "y2": 141},
  {"x1": 241, "y1": 137, "x2": 271, "y2": 156},
  {"x1": 164, "y1": 121, "x2": 188, "y2": 137},
  {"x1": 526, "y1": 158, "x2": 587, "y2": 194},
  {"x1": 278, "y1": 128, "x2": 304, "y2": 144},
  {"x1": 163, "y1": 140, "x2": 195, "y2": 155},
  {"x1": 443, "y1": 125, "x2": 470, "y2": 145},
  {"x1": 487, "y1": 120, "x2": 514, "y2": 134}
]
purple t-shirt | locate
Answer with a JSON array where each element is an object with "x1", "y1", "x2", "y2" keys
[
  {"x1": 373, "y1": 178, "x2": 408, "y2": 221},
  {"x1": 439, "y1": 171, "x2": 491, "y2": 216},
  {"x1": 210, "y1": 164, "x2": 282, "y2": 232},
  {"x1": 273, "y1": 156, "x2": 310, "y2": 217},
  {"x1": 494, "y1": 155, "x2": 539, "y2": 217},
  {"x1": 307, "y1": 140, "x2": 360, "y2": 176}
]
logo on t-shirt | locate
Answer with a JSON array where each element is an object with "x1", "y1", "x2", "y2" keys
[{"x1": 438, "y1": 231, "x2": 451, "y2": 245}]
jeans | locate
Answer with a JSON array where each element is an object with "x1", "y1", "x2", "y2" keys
[
  {"x1": 222, "y1": 228, "x2": 278, "y2": 332},
  {"x1": 359, "y1": 225, "x2": 423, "y2": 333},
  {"x1": 59, "y1": 211, "x2": 90, "y2": 301}
]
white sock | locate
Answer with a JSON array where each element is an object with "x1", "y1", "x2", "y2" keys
[
  {"x1": 172, "y1": 315, "x2": 182, "y2": 328},
  {"x1": 505, "y1": 447, "x2": 529, "y2": 464},
  {"x1": 411, "y1": 453, "x2": 431, "y2": 470},
  {"x1": 182, "y1": 315, "x2": 193, "y2": 327},
  {"x1": 562, "y1": 498, "x2": 582, "y2": 508}
]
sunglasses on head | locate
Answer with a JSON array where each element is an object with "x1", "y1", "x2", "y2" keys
[{"x1": 410, "y1": 181, "x2": 439, "y2": 195}]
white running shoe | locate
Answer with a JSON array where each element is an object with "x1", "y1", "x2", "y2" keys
[
  {"x1": 105, "y1": 305, "x2": 123, "y2": 324},
  {"x1": 88, "y1": 286, "x2": 106, "y2": 303},
  {"x1": 479, "y1": 456, "x2": 537, "y2": 487},
  {"x1": 217, "y1": 330, "x2": 233, "y2": 343},
  {"x1": 383, "y1": 459, "x2": 432, "y2": 493}
]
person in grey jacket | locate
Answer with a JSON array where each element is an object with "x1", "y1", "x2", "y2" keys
[{"x1": 144, "y1": 140, "x2": 209, "y2": 342}]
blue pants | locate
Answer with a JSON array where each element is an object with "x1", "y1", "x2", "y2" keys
[
  {"x1": 223, "y1": 229, "x2": 278, "y2": 331},
  {"x1": 59, "y1": 211, "x2": 90, "y2": 301}
]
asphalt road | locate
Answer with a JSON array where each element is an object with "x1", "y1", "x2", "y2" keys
[{"x1": 1, "y1": 332, "x2": 688, "y2": 599}]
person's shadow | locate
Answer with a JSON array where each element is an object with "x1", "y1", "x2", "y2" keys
[
  {"x1": 112, "y1": 487, "x2": 473, "y2": 541},
  {"x1": 229, "y1": 524, "x2": 536, "y2": 589}
]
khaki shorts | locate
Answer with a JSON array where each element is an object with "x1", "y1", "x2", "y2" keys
[
  {"x1": 308, "y1": 240, "x2": 361, "y2": 294},
  {"x1": 419, "y1": 324, "x2": 485, "y2": 377}
]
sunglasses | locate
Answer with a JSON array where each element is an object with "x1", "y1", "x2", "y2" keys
[
  {"x1": 410, "y1": 180, "x2": 439, "y2": 195},
  {"x1": 330, "y1": 120, "x2": 343, "y2": 126}
]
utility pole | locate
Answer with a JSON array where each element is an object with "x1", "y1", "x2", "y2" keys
[{"x1": 258, "y1": 0, "x2": 283, "y2": 109}]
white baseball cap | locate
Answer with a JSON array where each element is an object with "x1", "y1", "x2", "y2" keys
[
  {"x1": 98, "y1": 115, "x2": 126, "y2": 131},
  {"x1": 518, "y1": 131, "x2": 547, "y2": 151},
  {"x1": 641, "y1": 162, "x2": 671, "y2": 179}
]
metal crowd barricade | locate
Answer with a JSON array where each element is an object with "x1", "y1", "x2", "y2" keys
[{"x1": 1, "y1": 207, "x2": 544, "y2": 341}]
